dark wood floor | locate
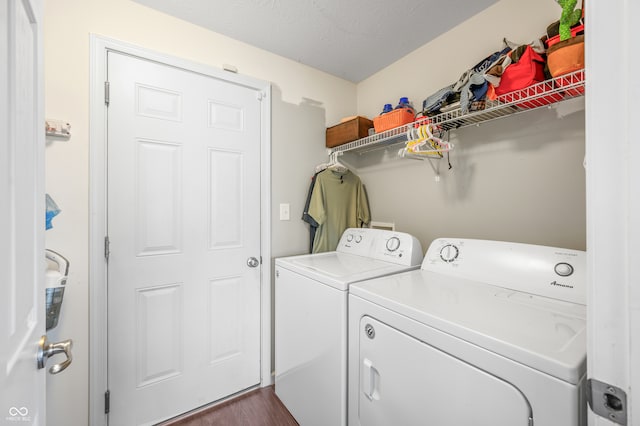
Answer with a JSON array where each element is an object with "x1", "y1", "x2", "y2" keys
[{"x1": 158, "y1": 386, "x2": 298, "y2": 426}]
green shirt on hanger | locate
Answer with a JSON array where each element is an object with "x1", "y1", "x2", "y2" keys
[{"x1": 308, "y1": 168, "x2": 371, "y2": 253}]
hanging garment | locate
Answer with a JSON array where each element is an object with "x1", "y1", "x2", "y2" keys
[
  {"x1": 308, "y1": 169, "x2": 371, "y2": 253},
  {"x1": 301, "y1": 172, "x2": 321, "y2": 253}
]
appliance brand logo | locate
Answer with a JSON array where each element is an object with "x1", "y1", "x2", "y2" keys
[
  {"x1": 550, "y1": 280, "x2": 574, "y2": 289},
  {"x1": 6, "y1": 406, "x2": 31, "y2": 422}
]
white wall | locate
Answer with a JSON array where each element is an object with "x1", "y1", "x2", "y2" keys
[
  {"x1": 44, "y1": 1, "x2": 355, "y2": 424},
  {"x1": 355, "y1": 0, "x2": 586, "y2": 251}
]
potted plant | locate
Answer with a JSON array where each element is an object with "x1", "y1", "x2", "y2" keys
[{"x1": 546, "y1": 0, "x2": 585, "y2": 77}]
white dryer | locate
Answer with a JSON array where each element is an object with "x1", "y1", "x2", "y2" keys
[
  {"x1": 275, "y1": 228, "x2": 423, "y2": 426},
  {"x1": 348, "y1": 238, "x2": 587, "y2": 426}
]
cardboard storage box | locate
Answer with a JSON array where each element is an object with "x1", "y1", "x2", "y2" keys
[{"x1": 326, "y1": 116, "x2": 373, "y2": 148}]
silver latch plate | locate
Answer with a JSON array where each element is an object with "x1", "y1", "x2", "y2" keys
[{"x1": 587, "y1": 378, "x2": 627, "y2": 425}]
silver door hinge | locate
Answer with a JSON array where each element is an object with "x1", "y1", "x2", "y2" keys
[
  {"x1": 104, "y1": 81, "x2": 110, "y2": 106},
  {"x1": 256, "y1": 91, "x2": 265, "y2": 101},
  {"x1": 587, "y1": 379, "x2": 627, "y2": 425},
  {"x1": 104, "y1": 390, "x2": 110, "y2": 414},
  {"x1": 104, "y1": 236, "x2": 110, "y2": 262}
]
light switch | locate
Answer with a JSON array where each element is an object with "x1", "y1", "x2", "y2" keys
[{"x1": 279, "y1": 203, "x2": 290, "y2": 221}]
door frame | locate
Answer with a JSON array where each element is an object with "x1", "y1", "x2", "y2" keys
[
  {"x1": 88, "y1": 35, "x2": 272, "y2": 426},
  {"x1": 585, "y1": 1, "x2": 639, "y2": 424}
]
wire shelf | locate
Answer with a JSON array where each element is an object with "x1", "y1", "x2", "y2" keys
[{"x1": 330, "y1": 69, "x2": 585, "y2": 155}]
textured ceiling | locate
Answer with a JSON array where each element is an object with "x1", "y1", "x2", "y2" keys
[{"x1": 133, "y1": 0, "x2": 497, "y2": 82}]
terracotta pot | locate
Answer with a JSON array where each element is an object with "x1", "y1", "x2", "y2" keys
[{"x1": 547, "y1": 34, "x2": 585, "y2": 77}]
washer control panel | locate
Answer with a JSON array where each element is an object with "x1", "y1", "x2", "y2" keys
[
  {"x1": 386, "y1": 236, "x2": 401, "y2": 252},
  {"x1": 344, "y1": 233, "x2": 364, "y2": 244},
  {"x1": 423, "y1": 238, "x2": 586, "y2": 305},
  {"x1": 439, "y1": 244, "x2": 459, "y2": 263},
  {"x1": 336, "y1": 228, "x2": 423, "y2": 267}
]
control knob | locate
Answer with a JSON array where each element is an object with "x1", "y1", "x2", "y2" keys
[
  {"x1": 554, "y1": 262, "x2": 574, "y2": 277},
  {"x1": 386, "y1": 237, "x2": 401, "y2": 252},
  {"x1": 439, "y1": 244, "x2": 459, "y2": 262}
]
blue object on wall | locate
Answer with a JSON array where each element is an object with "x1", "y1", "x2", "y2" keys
[{"x1": 45, "y1": 193, "x2": 61, "y2": 230}]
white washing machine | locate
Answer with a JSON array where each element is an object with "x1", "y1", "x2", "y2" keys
[
  {"x1": 348, "y1": 238, "x2": 587, "y2": 426},
  {"x1": 275, "y1": 228, "x2": 423, "y2": 426}
]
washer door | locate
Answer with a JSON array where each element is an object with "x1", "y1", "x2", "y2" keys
[{"x1": 358, "y1": 316, "x2": 532, "y2": 426}]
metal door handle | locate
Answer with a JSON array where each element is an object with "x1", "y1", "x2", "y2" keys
[
  {"x1": 247, "y1": 257, "x2": 260, "y2": 268},
  {"x1": 37, "y1": 335, "x2": 73, "y2": 374}
]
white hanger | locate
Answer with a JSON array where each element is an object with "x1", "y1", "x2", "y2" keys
[
  {"x1": 398, "y1": 124, "x2": 453, "y2": 159},
  {"x1": 327, "y1": 151, "x2": 348, "y2": 173},
  {"x1": 315, "y1": 161, "x2": 330, "y2": 173}
]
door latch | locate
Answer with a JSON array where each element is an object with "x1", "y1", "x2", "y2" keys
[{"x1": 587, "y1": 378, "x2": 627, "y2": 425}]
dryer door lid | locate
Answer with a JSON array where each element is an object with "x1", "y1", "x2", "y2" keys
[{"x1": 350, "y1": 270, "x2": 586, "y2": 384}]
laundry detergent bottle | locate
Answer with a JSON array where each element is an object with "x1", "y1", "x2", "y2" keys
[
  {"x1": 380, "y1": 103, "x2": 393, "y2": 115},
  {"x1": 395, "y1": 96, "x2": 414, "y2": 112}
]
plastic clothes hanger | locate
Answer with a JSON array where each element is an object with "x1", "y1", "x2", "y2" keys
[
  {"x1": 314, "y1": 153, "x2": 333, "y2": 173},
  {"x1": 315, "y1": 161, "x2": 330, "y2": 173},
  {"x1": 398, "y1": 124, "x2": 453, "y2": 159},
  {"x1": 327, "y1": 151, "x2": 348, "y2": 173}
]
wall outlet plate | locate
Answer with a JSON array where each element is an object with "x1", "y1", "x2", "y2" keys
[{"x1": 279, "y1": 203, "x2": 290, "y2": 221}]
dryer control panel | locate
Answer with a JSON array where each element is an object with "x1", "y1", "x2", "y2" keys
[
  {"x1": 337, "y1": 228, "x2": 423, "y2": 267},
  {"x1": 423, "y1": 238, "x2": 586, "y2": 305}
]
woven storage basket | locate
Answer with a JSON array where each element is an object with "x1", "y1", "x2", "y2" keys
[{"x1": 373, "y1": 108, "x2": 415, "y2": 133}]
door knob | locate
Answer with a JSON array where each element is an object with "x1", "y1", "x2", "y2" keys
[
  {"x1": 247, "y1": 257, "x2": 260, "y2": 268},
  {"x1": 37, "y1": 335, "x2": 73, "y2": 374}
]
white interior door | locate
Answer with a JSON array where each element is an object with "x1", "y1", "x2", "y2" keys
[
  {"x1": 106, "y1": 51, "x2": 262, "y2": 425},
  {"x1": 0, "y1": 0, "x2": 45, "y2": 423}
]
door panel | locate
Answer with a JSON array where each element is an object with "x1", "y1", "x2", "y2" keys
[
  {"x1": 208, "y1": 149, "x2": 243, "y2": 249},
  {"x1": 0, "y1": 0, "x2": 45, "y2": 423},
  {"x1": 134, "y1": 139, "x2": 182, "y2": 256},
  {"x1": 357, "y1": 316, "x2": 532, "y2": 426},
  {"x1": 107, "y1": 52, "x2": 261, "y2": 425},
  {"x1": 135, "y1": 284, "x2": 183, "y2": 387}
]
